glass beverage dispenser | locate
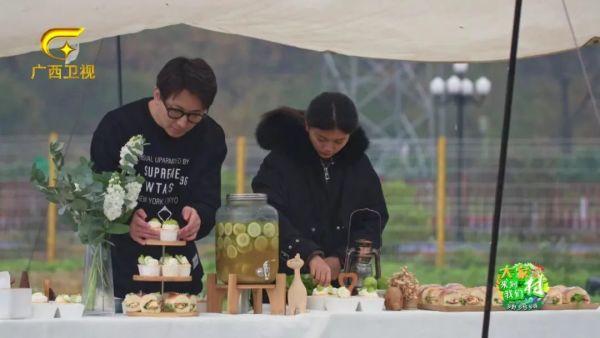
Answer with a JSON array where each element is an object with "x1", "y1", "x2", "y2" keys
[{"x1": 215, "y1": 193, "x2": 279, "y2": 284}]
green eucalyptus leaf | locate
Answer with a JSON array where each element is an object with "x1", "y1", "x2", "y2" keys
[
  {"x1": 90, "y1": 231, "x2": 107, "y2": 244},
  {"x1": 49, "y1": 144, "x2": 64, "y2": 170},
  {"x1": 120, "y1": 209, "x2": 134, "y2": 222},
  {"x1": 30, "y1": 163, "x2": 46, "y2": 185},
  {"x1": 46, "y1": 194, "x2": 60, "y2": 204},
  {"x1": 60, "y1": 212, "x2": 79, "y2": 232},
  {"x1": 62, "y1": 191, "x2": 75, "y2": 200},
  {"x1": 71, "y1": 199, "x2": 88, "y2": 212},
  {"x1": 78, "y1": 231, "x2": 89, "y2": 244},
  {"x1": 106, "y1": 223, "x2": 130, "y2": 235},
  {"x1": 50, "y1": 141, "x2": 63, "y2": 152}
]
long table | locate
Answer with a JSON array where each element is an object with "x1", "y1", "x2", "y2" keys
[{"x1": 1, "y1": 309, "x2": 599, "y2": 338}]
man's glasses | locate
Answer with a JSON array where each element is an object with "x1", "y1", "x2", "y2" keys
[{"x1": 164, "y1": 104, "x2": 208, "y2": 124}]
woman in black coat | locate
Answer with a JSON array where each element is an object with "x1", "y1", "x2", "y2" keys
[{"x1": 252, "y1": 92, "x2": 388, "y2": 286}]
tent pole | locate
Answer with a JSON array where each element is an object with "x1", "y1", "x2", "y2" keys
[
  {"x1": 116, "y1": 35, "x2": 123, "y2": 106},
  {"x1": 481, "y1": 0, "x2": 522, "y2": 337}
]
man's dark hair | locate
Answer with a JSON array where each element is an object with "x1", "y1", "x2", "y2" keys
[
  {"x1": 156, "y1": 57, "x2": 217, "y2": 108},
  {"x1": 306, "y1": 92, "x2": 358, "y2": 134}
]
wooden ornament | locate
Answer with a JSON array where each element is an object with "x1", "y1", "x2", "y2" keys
[
  {"x1": 286, "y1": 254, "x2": 307, "y2": 315},
  {"x1": 338, "y1": 272, "x2": 358, "y2": 294}
]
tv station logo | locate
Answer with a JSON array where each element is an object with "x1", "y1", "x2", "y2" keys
[{"x1": 31, "y1": 28, "x2": 95, "y2": 80}]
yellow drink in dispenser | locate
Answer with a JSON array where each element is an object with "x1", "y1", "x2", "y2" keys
[{"x1": 215, "y1": 194, "x2": 279, "y2": 283}]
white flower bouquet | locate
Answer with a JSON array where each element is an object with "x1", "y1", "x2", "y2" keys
[{"x1": 31, "y1": 135, "x2": 147, "y2": 315}]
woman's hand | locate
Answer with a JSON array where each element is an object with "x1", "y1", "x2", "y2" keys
[
  {"x1": 324, "y1": 256, "x2": 342, "y2": 282},
  {"x1": 309, "y1": 255, "x2": 332, "y2": 286}
]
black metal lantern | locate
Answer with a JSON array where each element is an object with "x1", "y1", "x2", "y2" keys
[{"x1": 343, "y1": 209, "x2": 382, "y2": 289}]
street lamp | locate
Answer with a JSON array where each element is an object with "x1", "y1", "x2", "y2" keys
[{"x1": 429, "y1": 64, "x2": 491, "y2": 242}]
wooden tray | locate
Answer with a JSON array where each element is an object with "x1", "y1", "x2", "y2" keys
[
  {"x1": 542, "y1": 303, "x2": 599, "y2": 311},
  {"x1": 144, "y1": 239, "x2": 186, "y2": 246},
  {"x1": 133, "y1": 275, "x2": 192, "y2": 282},
  {"x1": 418, "y1": 303, "x2": 505, "y2": 312},
  {"x1": 126, "y1": 311, "x2": 198, "y2": 317}
]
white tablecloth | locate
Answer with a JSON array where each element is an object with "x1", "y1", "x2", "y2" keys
[{"x1": 1, "y1": 309, "x2": 599, "y2": 338}]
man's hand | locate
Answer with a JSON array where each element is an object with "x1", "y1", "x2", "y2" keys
[
  {"x1": 129, "y1": 208, "x2": 159, "y2": 245},
  {"x1": 309, "y1": 255, "x2": 332, "y2": 286},
  {"x1": 179, "y1": 206, "x2": 201, "y2": 241},
  {"x1": 324, "y1": 256, "x2": 342, "y2": 282}
]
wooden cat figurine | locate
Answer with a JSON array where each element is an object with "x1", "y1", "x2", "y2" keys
[{"x1": 286, "y1": 253, "x2": 307, "y2": 315}]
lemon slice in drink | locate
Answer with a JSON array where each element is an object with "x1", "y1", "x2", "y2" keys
[
  {"x1": 254, "y1": 236, "x2": 268, "y2": 252},
  {"x1": 233, "y1": 223, "x2": 246, "y2": 235},
  {"x1": 262, "y1": 222, "x2": 276, "y2": 238},
  {"x1": 270, "y1": 237, "x2": 278, "y2": 250},
  {"x1": 224, "y1": 222, "x2": 233, "y2": 236},
  {"x1": 217, "y1": 223, "x2": 225, "y2": 236},
  {"x1": 236, "y1": 233, "x2": 250, "y2": 247},
  {"x1": 238, "y1": 244, "x2": 252, "y2": 254},
  {"x1": 226, "y1": 245, "x2": 238, "y2": 259},
  {"x1": 247, "y1": 222, "x2": 262, "y2": 238},
  {"x1": 223, "y1": 237, "x2": 233, "y2": 247},
  {"x1": 216, "y1": 237, "x2": 224, "y2": 250}
]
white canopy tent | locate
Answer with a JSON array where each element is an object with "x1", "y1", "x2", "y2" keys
[{"x1": 1, "y1": 0, "x2": 598, "y2": 61}]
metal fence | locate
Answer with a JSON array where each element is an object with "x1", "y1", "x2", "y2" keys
[{"x1": 1, "y1": 135, "x2": 599, "y2": 258}]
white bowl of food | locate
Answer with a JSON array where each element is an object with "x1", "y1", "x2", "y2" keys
[
  {"x1": 325, "y1": 286, "x2": 358, "y2": 313},
  {"x1": 307, "y1": 296, "x2": 327, "y2": 311},
  {"x1": 160, "y1": 229, "x2": 178, "y2": 242},
  {"x1": 55, "y1": 294, "x2": 84, "y2": 319},
  {"x1": 175, "y1": 255, "x2": 191, "y2": 276},
  {"x1": 357, "y1": 288, "x2": 385, "y2": 312},
  {"x1": 325, "y1": 297, "x2": 359, "y2": 313},
  {"x1": 32, "y1": 303, "x2": 58, "y2": 319},
  {"x1": 178, "y1": 264, "x2": 191, "y2": 277},
  {"x1": 0, "y1": 288, "x2": 32, "y2": 319},
  {"x1": 31, "y1": 292, "x2": 57, "y2": 319},
  {"x1": 160, "y1": 220, "x2": 179, "y2": 241},
  {"x1": 162, "y1": 265, "x2": 179, "y2": 277},
  {"x1": 138, "y1": 265, "x2": 161, "y2": 277},
  {"x1": 137, "y1": 255, "x2": 161, "y2": 276},
  {"x1": 358, "y1": 297, "x2": 385, "y2": 312},
  {"x1": 308, "y1": 285, "x2": 337, "y2": 311},
  {"x1": 147, "y1": 218, "x2": 162, "y2": 231},
  {"x1": 57, "y1": 303, "x2": 84, "y2": 318},
  {"x1": 161, "y1": 256, "x2": 180, "y2": 277}
]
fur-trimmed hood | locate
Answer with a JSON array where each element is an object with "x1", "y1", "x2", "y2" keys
[{"x1": 255, "y1": 107, "x2": 369, "y2": 164}]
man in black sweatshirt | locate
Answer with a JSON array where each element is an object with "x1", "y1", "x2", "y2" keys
[{"x1": 90, "y1": 57, "x2": 227, "y2": 298}]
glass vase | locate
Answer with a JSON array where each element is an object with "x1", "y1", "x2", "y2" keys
[{"x1": 82, "y1": 241, "x2": 115, "y2": 316}]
